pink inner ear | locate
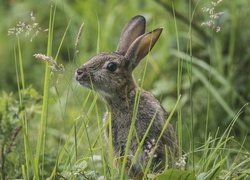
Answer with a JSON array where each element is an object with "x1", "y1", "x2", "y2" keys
[
  {"x1": 136, "y1": 35, "x2": 155, "y2": 60},
  {"x1": 125, "y1": 28, "x2": 163, "y2": 71}
]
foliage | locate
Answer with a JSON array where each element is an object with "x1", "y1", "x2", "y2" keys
[
  {"x1": 0, "y1": 87, "x2": 41, "y2": 179},
  {"x1": 156, "y1": 170, "x2": 196, "y2": 180},
  {"x1": 0, "y1": 0, "x2": 249, "y2": 179}
]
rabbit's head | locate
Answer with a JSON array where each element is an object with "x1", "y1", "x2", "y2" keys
[{"x1": 75, "y1": 15, "x2": 162, "y2": 98}]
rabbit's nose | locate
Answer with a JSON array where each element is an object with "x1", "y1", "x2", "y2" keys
[{"x1": 76, "y1": 68, "x2": 84, "y2": 76}]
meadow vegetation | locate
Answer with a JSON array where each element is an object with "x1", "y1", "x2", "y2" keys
[{"x1": 0, "y1": 0, "x2": 249, "y2": 179}]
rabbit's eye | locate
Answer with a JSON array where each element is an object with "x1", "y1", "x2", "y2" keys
[{"x1": 106, "y1": 62, "x2": 117, "y2": 72}]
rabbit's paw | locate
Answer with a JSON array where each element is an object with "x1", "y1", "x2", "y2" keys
[{"x1": 144, "y1": 138, "x2": 158, "y2": 160}]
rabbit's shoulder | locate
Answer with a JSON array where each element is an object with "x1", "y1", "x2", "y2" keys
[{"x1": 137, "y1": 88, "x2": 167, "y2": 115}]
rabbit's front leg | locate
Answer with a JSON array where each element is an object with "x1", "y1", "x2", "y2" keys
[
  {"x1": 126, "y1": 139, "x2": 160, "y2": 179},
  {"x1": 144, "y1": 138, "x2": 158, "y2": 161}
]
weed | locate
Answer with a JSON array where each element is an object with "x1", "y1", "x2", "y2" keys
[{"x1": 201, "y1": 0, "x2": 224, "y2": 32}]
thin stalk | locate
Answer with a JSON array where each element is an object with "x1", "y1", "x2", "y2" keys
[
  {"x1": 188, "y1": 0, "x2": 194, "y2": 171},
  {"x1": 228, "y1": 0, "x2": 237, "y2": 84},
  {"x1": 78, "y1": 94, "x2": 98, "y2": 173},
  {"x1": 17, "y1": 38, "x2": 25, "y2": 89},
  {"x1": 34, "y1": 4, "x2": 55, "y2": 179},
  {"x1": 95, "y1": 103, "x2": 107, "y2": 177},
  {"x1": 21, "y1": 165, "x2": 27, "y2": 180},
  {"x1": 96, "y1": 13, "x2": 100, "y2": 54},
  {"x1": 50, "y1": 123, "x2": 75, "y2": 178},
  {"x1": 15, "y1": 40, "x2": 30, "y2": 179},
  {"x1": 74, "y1": 122, "x2": 77, "y2": 161},
  {"x1": 187, "y1": 0, "x2": 200, "y2": 172},
  {"x1": 205, "y1": 32, "x2": 212, "y2": 173},
  {"x1": 131, "y1": 110, "x2": 158, "y2": 175},
  {"x1": 119, "y1": 90, "x2": 140, "y2": 179},
  {"x1": 54, "y1": 19, "x2": 71, "y2": 60},
  {"x1": 108, "y1": 110, "x2": 115, "y2": 179},
  {"x1": 59, "y1": 91, "x2": 98, "y2": 175},
  {"x1": 172, "y1": 2, "x2": 183, "y2": 157}
]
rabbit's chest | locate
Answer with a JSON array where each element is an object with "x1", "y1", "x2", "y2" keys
[
  {"x1": 105, "y1": 113, "x2": 131, "y2": 135},
  {"x1": 103, "y1": 111, "x2": 136, "y2": 148}
]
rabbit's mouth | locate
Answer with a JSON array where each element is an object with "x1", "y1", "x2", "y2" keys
[
  {"x1": 76, "y1": 79, "x2": 87, "y2": 87},
  {"x1": 75, "y1": 69, "x2": 91, "y2": 88},
  {"x1": 76, "y1": 79, "x2": 94, "y2": 90},
  {"x1": 75, "y1": 76, "x2": 91, "y2": 88}
]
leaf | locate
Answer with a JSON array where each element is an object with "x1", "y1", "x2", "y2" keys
[
  {"x1": 73, "y1": 160, "x2": 88, "y2": 171},
  {"x1": 156, "y1": 170, "x2": 196, "y2": 180},
  {"x1": 197, "y1": 173, "x2": 207, "y2": 180},
  {"x1": 197, "y1": 165, "x2": 221, "y2": 180}
]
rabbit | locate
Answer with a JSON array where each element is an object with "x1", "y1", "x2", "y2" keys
[{"x1": 75, "y1": 15, "x2": 178, "y2": 178}]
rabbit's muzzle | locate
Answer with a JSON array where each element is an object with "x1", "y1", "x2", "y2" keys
[
  {"x1": 75, "y1": 68, "x2": 89, "y2": 87},
  {"x1": 75, "y1": 68, "x2": 83, "y2": 81},
  {"x1": 76, "y1": 68, "x2": 83, "y2": 75}
]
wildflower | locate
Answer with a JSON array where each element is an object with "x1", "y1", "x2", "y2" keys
[
  {"x1": 175, "y1": 154, "x2": 187, "y2": 170},
  {"x1": 201, "y1": 0, "x2": 224, "y2": 33},
  {"x1": 8, "y1": 11, "x2": 45, "y2": 42}
]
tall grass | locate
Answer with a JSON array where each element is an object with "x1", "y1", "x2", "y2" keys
[
  {"x1": 2, "y1": 0, "x2": 249, "y2": 179},
  {"x1": 15, "y1": 37, "x2": 34, "y2": 179},
  {"x1": 34, "y1": 4, "x2": 54, "y2": 179},
  {"x1": 13, "y1": 4, "x2": 55, "y2": 179}
]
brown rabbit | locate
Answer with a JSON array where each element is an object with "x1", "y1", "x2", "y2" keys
[{"x1": 75, "y1": 15, "x2": 178, "y2": 178}]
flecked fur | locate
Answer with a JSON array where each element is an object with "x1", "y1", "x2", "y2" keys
[{"x1": 75, "y1": 15, "x2": 178, "y2": 178}]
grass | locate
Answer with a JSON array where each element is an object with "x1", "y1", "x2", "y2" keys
[{"x1": 0, "y1": 0, "x2": 250, "y2": 179}]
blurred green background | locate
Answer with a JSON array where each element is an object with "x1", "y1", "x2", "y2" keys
[{"x1": 0, "y1": 0, "x2": 250, "y2": 178}]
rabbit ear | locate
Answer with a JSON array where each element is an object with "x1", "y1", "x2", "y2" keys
[
  {"x1": 125, "y1": 27, "x2": 163, "y2": 71},
  {"x1": 116, "y1": 15, "x2": 146, "y2": 55}
]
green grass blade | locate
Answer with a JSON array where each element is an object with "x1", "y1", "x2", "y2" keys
[{"x1": 34, "y1": 4, "x2": 55, "y2": 179}]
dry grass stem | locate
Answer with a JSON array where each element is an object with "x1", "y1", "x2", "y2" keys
[
  {"x1": 75, "y1": 22, "x2": 85, "y2": 49},
  {"x1": 34, "y1": 53, "x2": 65, "y2": 72}
]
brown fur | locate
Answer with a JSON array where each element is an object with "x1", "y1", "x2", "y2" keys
[{"x1": 75, "y1": 15, "x2": 178, "y2": 178}]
